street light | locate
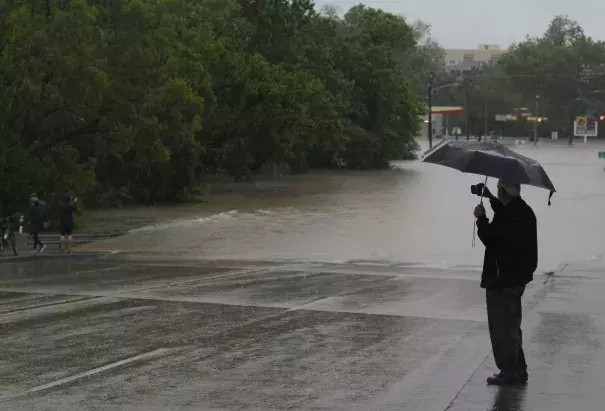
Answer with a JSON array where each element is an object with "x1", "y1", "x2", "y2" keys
[
  {"x1": 428, "y1": 77, "x2": 433, "y2": 149},
  {"x1": 427, "y1": 80, "x2": 461, "y2": 148}
]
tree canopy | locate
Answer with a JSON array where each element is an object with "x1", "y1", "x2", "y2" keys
[
  {"x1": 3, "y1": 3, "x2": 601, "y2": 214},
  {"x1": 0, "y1": 0, "x2": 432, "y2": 211},
  {"x1": 432, "y1": 15, "x2": 605, "y2": 137}
]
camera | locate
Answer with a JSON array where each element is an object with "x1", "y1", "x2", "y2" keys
[{"x1": 470, "y1": 183, "x2": 486, "y2": 196}]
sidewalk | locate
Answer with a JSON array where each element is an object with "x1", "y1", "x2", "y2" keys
[
  {"x1": 446, "y1": 262, "x2": 605, "y2": 411},
  {"x1": 0, "y1": 250, "x2": 110, "y2": 264},
  {"x1": 0, "y1": 256, "x2": 602, "y2": 410},
  {"x1": 1, "y1": 233, "x2": 114, "y2": 264}
]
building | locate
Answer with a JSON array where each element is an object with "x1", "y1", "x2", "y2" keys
[
  {"x1": 444, "y1": 44, "x2": 506, "y2": 73},
  {"x1": 419, "y1": 106, "x2": 464, "y2": 139}
]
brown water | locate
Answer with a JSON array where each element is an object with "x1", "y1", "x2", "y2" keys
[{"x1": 85, "y1": 139, "x2": 605, "y2": 271}]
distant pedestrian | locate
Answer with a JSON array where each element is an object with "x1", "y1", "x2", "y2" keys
[
  {"x1": 473, "y1": 180, "x2": 538, "y2": 385},
  {"x1": 59, "y1": 194, "x2": 78, "y2": 253},
  {"x1": 28, "y1": 193, "x2": 48, "y2": 253}
]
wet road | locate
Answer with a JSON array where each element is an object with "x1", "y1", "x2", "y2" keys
[
  {"x1": 82, "y1": 139, "x2": 605, "y2": 272},
  {"x1": 0, "y1": 255, "x2": 604, "y2": 410},
  {"x1": 3, "y1": 139, "x2": 605, "y2": 410}
]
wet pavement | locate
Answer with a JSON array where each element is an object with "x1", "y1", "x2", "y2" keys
[
  {"x1": 3, "y1": 139, "x2": 605, "y2": 409},
  {"x1": 0, "y1": 253, "x2": 601, "y2": 410},
  {"x1": 447, "y1": 261, "x2": 605, "y2": 411}
]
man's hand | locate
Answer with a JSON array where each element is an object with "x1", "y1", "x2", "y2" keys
[
  {"x1": 476, "y1": 183, "x2": 493, "y2": 199},
  {"x1": 474, "y1": 204, "x2": 486, "y2": 218}
]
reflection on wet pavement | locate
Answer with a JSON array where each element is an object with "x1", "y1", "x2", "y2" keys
[
  {"x1": 446, "y1": 262, "x2": 605, "y2": 411},
  {"x1": 0, "y1": 256, "x2": 604, "y2": 409},
  {"x1": 81, "y1": 141, "x2": 605, "y2": 271},
  {"x1": 0, "y1": 257, "x2": 491, "y2": 410},
  {"x1": 490, "y1": 386, "x2": 527, "y2": 411}
]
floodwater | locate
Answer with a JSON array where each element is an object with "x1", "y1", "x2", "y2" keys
[{"x1": 90, "y1": 139, "x2": 605, "y2": 271}]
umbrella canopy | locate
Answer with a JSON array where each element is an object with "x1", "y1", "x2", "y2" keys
[{"x1": 422, "y1": 140, "x2": 556, "y2": 203}]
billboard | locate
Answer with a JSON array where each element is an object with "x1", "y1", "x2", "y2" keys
[{"x1": 574, "y1": 116, "x2": 598, "y2": 137}]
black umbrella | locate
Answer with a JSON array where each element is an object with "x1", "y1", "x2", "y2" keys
[{"x1": 422, "y1": 140, "x2": 556, "y2": 205}]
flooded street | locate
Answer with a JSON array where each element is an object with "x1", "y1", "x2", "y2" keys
[
  {"x1": 86, "y1": 139, "x2": 605, "y2": 271},
  {"x1": 4, "y1": 140, "x2": 605, "y2": 410}
]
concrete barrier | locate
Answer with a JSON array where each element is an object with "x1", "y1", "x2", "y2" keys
[{"x1": 15, "y1": 233, "x2": 28, "y2": 252}]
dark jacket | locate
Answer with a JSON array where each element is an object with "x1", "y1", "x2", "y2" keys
[
  {"x1": 59, "y1": 198, "x2": 77, "y2": 227},
  {"x1": 28, "y1": 200, "x2": 48, "y2": 229},
  {"x1": 476, "y1": 196, "x2": 538, "y2": 290}
]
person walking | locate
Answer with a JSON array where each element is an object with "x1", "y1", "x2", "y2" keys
[
  {"x1": 28, "y1": 193, "x2": 48, "y2": 253},
  {"x1": 59, "y1": 194, "x2": 78, "y2": 253},
  {"x1": 473, "y1": 180, "x2": 538, "y2": 385}
]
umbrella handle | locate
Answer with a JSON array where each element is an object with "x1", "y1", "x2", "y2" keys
[
  {"x1": 479, "y1": 176, "x2": 488, "y2": 205},
  {"x1": 473, "y1": 176, "x2": 489, "y2": 247}
]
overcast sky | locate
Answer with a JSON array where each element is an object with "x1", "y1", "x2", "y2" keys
[{"x1": 315, "y1": 0, "x2": 605, "y2": 49}]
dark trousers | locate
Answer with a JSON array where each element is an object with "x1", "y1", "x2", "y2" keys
[
  {"x1": 31, "y1": 230, "x2": 43, "y2": 249},
  {"x1": 486, "y1": 286, "x2": 527, "y2": 377}
]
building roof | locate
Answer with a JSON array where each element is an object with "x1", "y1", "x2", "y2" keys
[{"x1": 430, "y1": 106, "x2": 464, "y2": 114}]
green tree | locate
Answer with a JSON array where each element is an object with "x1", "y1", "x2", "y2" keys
[
  {"x1": 335, "y1": 5, "x2": 421, "y2": 167},
  {"x1": 0, "y1": 0, "x2": 431, "y2": 213},
  {"x1": 498, "y1": 15, "x2": 605, "y2": 132},
  {"x1": 0, "y1": 0, "x2": 102, "y2": 210}
]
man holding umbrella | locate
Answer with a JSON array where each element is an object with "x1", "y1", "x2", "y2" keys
[
  {"x1": 473, "y1": 180, "x2": 537, "y2": 385},
  {"x1": 423, "y1": 140, "x2": 554, "y2": 385}
]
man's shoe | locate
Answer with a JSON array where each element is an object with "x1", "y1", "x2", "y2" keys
[
  {"x1": 38, "y1": 245, "x2": 46, "y2": 253},
  {"x1": 486, "y1": 373, "x2": 526, "y2": 386},
  {"x1": 518, "y1": 372, "x2": 529, "y2": 383}
]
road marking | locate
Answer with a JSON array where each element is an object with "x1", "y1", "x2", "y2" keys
[
  {"x1": 0, "y1": 296, "x2": 97, "y2": 315},
  {"x1": 7, "y1": 348, "x2": 171, "y2": 399},
  {"x1": 74, "y1": 266, "x2": 121, "y2": 275}
]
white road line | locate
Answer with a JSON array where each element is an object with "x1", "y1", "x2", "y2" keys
[
  {"x1": 74, "y1": 266, "x2": 121, "y2": 275},
  {"x1": 17, "y1": 348, "x2": 171, "y2": 397}
]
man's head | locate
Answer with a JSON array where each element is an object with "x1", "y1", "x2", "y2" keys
[
  {"x1": 497, "y1": 179, "x2": 521, "y2": 204},
  {"x1": 29, "y1": 193, "x2": 38, "y2": 204}
]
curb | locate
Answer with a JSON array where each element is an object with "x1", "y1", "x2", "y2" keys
[{"x1": 0, "y1": 252, "x2": 112, "y2": 265}]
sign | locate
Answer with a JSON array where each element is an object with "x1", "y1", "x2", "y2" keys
[
  {"x1": 598, "y1": 151, "x2": 605, "y2": 159},
  {"x1": 495, "y1": 114, "x2": 508, "y2": 122},
  {"x1": 574, "y1": 116, "x2": 598, "y2": 137}
]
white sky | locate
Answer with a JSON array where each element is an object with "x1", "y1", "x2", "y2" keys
[{"x1": 315, "y1": 0, "x2": 605, "y2": 48}]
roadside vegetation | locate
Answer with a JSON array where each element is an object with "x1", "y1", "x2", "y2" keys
[{"x1": 1, "y1": 1, "x2": 602, "y2": 212}]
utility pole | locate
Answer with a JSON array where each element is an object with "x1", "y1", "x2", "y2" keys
[
  {"x1": 428, "y1": 76, "x2": 433, "y2": 149},
  {"x1": 484, "y1": 96, "x2": 488, "y2": 141},
  {"x1": 465, "y1": 81, "x2": 471, "y2": 140},
  {"x1": 534, "y1": 94, "x2": 540, "y2": 146}
]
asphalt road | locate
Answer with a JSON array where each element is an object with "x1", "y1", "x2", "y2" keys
[{"x1": 3, "y1": 253, "x2": 601, "y2": 410}]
